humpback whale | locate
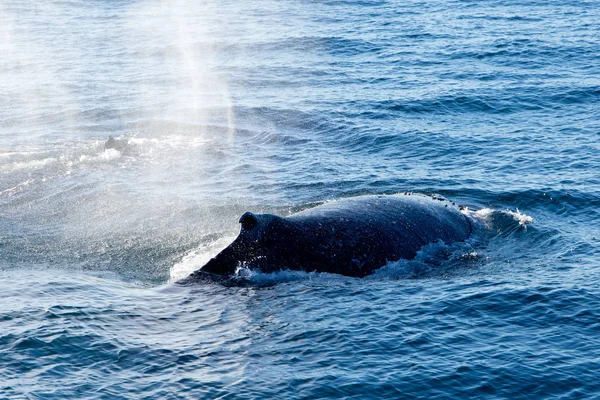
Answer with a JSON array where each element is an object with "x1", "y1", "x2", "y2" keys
[{"x1": 183, "y1": 194, "x2": 472, "y2": 281}]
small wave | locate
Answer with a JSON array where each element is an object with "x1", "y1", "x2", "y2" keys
[
  {"x1": 0, "y1": 157, "x2": 57, "y2": 173},
  {"x1": 0, "y1": 179, "x2": 36, "y2": 196},
  {"x1": 457, "y1": 188, "x2": 599, "y2": 222},
  {"x1": 371, "y1": 237, "x2": 484, "y2": 280},
  {"x1": 351, "y1": 86, "x2": 600, "y2": 117},
  {"x1": 473, "y1": 207, "x2": 534, "y2": 228},
  {"x1": 78, "y1": 148, "x2": 122, "y2": 163},
  {"x1": 133, "y1": 134, "x2": 212, "y2": 149},
  {"x1": 228, "y1": 35, "x2": 381, "y2": 57},
  {"x1": 228, "y1": 268, "x2": 329, "y2": 287},
  {"x1": 0, "y1": 139, "x2": 127, "y2": 182}
]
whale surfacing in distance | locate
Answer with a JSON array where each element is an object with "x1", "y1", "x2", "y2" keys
[{"x1": 183, "y1": 194, "x2": 472, "y2": 281}]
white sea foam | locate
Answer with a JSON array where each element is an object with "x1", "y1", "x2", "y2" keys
[
  {"x1": 234, "y1": 267, "x2": 323, "y2": 285},
  {"x1": 128, "y1": 137, "x2": 160, "y2": 146},
  {"x1": 75, "y1": 148, "x2": 122, "y2": 165},
  {"x1": 130, "y1": 135, "x2": 211, "y2": 149},
  {"x1": 0, "y1": 179, "x2": 35, "y2": 196},
  {"x1": 169, "y1": 234, "x2": 237, "y2": 282},
  {"x1": 0, "y1": 157, "x2": 57, "y2": 173},
  {"x1": 506, "y1": 209, "x2": 534, "y2": 226},
  {"x1": 473, "y1": 207, "x2": 534, "y2": 227}
]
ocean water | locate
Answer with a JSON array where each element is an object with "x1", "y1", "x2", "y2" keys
[{"x1": 1, "y1": 0, "x2": 599, "y2": 398}]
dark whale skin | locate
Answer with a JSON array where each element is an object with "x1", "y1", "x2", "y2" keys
[{"x1": 183, "y1": 194, "x2": 471, "y2": 281}]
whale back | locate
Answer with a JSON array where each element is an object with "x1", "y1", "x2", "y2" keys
[
  {"x1": 196, "y1": 194, "x2": 471, "y2": 278},
  {"x1": 282, "y1": 194, "x2": 471, "y2": 276}
]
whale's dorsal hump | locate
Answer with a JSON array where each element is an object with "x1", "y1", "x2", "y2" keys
[
  {"x1": 238, "y1": 212, "x2": 283, "y2": 234},
  {"x1": 239, "y1": 212, "x2": 258, "y2": 230}
]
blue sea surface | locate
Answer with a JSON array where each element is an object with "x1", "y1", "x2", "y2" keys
[{"x1": 1, "y1": 0, "x2": 599, "y2": 398}]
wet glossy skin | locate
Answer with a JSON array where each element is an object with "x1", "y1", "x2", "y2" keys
[{"x1": 185, "y1": 194, "x2": 472, "y2": 281}]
